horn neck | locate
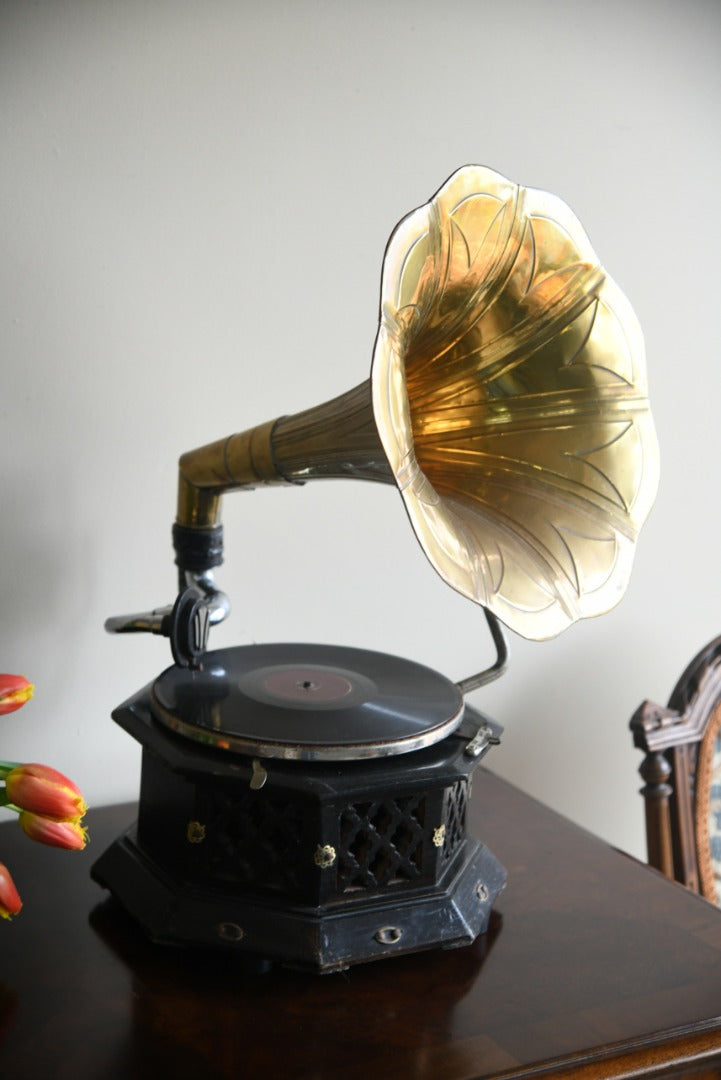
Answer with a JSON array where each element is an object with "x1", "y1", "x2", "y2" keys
[{"x1": 176, "y1": 380, "x2": 391, "y2": 529}]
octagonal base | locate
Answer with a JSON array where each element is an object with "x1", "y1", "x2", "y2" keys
[
  {"x1": 92, "y1": 826, "x2": 505, "y2": 972},
  {"x1": 91, "y1": 679, "x2": 506, "y2": 971}
]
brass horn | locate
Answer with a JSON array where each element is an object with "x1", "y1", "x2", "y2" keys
[{"x1": 169, "y1": 165, "x2": 659, "y2": 642}]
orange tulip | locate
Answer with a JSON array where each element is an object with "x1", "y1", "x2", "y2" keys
[
  {"x1": 0, "y1": 675, "x2": 33, "y2": 716},
  {"x1": 18, "y1": 812, "x2": 87, "y2": 851},
  {"x1": 0, "y1": 862, "x2": 22, "y2": 919},
  {"x1": 5, "y1": 763, "x2": 87, "y2": 820}
]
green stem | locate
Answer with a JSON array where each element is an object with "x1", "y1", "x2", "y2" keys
[
  {"x1": 0, "y1": 762, "x2": 21, "y2": 781},
  {"x1": 0, "y1": 791, "x2": 20, "y2": 813}
]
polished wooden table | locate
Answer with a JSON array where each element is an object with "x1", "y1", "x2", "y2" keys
[{"x1": 1, "y1": 770, "x2": 720, "y2": 1079}]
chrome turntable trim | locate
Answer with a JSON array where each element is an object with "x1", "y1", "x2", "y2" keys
[{"x1": 149, "y1": 642, "x2": 465, "y2": 762}]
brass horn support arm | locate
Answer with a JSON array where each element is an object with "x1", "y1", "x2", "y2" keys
[{"x1": 172, "y1": 379, "x2": 393, "y2": 594}]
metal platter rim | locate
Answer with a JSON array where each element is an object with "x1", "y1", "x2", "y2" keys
[{"x1": 150, "y1": 693, "x2": 466, "y2": 762}]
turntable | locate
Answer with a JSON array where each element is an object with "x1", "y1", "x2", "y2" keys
[{"x1": 93, "y1": 165, "x2": 659, "y2": 972}]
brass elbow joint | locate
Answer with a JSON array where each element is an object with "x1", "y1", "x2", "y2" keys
[
  {"x1": 173, "y1": 417, "x2": 283, "y2": 579},
  {"x1": 176, "y1": 418, "x2": 282, "y2": 530}
]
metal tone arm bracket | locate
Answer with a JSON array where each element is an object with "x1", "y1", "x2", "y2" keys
[{"x1": 456, "y1": 608, "x2": 510, "y2": 695}]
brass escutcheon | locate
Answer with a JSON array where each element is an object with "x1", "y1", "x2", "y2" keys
[
  {"x1": 314, "y1": 844, "x2": 336, "y2": 869},
  {"x1": 374, "y1": 926, "x2": 402, "y2": 945},
  {"x1": 187, "y1": 820, "x2": 206, "y2": 844},
  {"x1": 217, "y1": 922, "x2": 245, "y2": 942}
]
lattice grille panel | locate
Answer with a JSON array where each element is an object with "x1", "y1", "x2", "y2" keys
[
  {"x1": 198, "y1": 788, "x2": 306, "y2": 896},
  {"x1": 338, "y1": 795, "x2": 426, "y2": 892},
  {"x1": 442, "y1": 780, "x2": 467, "y2": 860}
]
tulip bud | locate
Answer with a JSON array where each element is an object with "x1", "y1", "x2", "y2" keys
[
  {"x1": 18, "y1": 812, "x2": 87, "y2": 851},
  {"x1": 5, "y1": 763, "x2": 87, "y2": 820},
  {"x1": 0, "y1": 675, "x2": 34, "y2": 716},
  {"x1": 0, "y1": 862, "x2": 22, "y2": 919}
]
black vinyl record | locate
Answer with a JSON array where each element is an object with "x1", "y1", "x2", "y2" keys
[{"x1": 151, "y1": 643, "x2": 464, "y2": 761}]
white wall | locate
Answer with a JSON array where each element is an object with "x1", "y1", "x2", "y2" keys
[{"x1": 1, "y1": 0, "x2": 719, "y2": 861}]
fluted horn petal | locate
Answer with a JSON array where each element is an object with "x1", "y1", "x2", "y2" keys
[{"x1": 372, "y1": 165, "x2": 659, "y2": 641}]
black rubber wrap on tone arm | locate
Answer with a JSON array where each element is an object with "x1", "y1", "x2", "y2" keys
[{"x1": 172, "y1": 523, "x2": 224, "y2": 572}]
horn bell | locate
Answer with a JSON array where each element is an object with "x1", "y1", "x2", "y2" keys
[
  {"x1": 175, "y1": 165, "x2": 659, "y2": 642},
  {"x1": 371, "y1": 165, "x2": 658, "y2": 640}
]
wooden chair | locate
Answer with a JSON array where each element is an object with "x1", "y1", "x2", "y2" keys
[{"x1": 630, "y1": 634, "x2": 721, "y2": 903}]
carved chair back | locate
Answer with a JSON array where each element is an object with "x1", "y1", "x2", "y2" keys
[{"x1": 630, "y1": 635, "x2": 721, "y2": 903}]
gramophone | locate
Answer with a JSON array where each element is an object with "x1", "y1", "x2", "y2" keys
[{"x1": 93, "y1": 166, "x2": 659, "y2": 972}]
